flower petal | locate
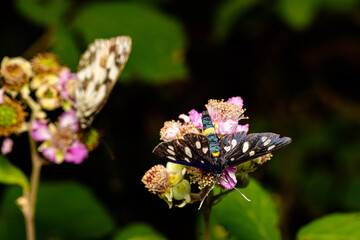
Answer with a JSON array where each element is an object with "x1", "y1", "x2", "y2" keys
[
  {"x1": 31, "y1": 120, "x2": 52, "y2": 142},
  {"x1": 59, "y1": 110, "x2": 78, "y2": 131},
  {"x1": 64, "y1": 141, "x2": 88, "y2": 164},
  {"x1": 217, "y1": 119, "x2": 238, "y2": 135},
  {"x1": 41, "y1": 146, "x2": 62, "y2": 164},
  {"x1": 236, "y1": 124, "x2": 249, "y2": 133},
  {"x1": 188, "y1": 109, "x2": 202, "y2": 128},
  {"x1": 0, "y1": 87, "x2": 4, "y2": 104},
  {"x1": 1, "y1": 137, "x2": 14, "y2": 155},
  {"x1": 220, "y1": 167, "x2": 237, "y2": 189},
  {"x1": 227, "y1": 96, "x2": 243, "y2": 108}
]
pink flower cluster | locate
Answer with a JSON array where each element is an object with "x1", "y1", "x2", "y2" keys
[
  {"x1": 160, "y1": 96, "x2": 249, "y2": 189},
  {"x1": 31, "y1": 110, "x2": 88, "y2": 164}
]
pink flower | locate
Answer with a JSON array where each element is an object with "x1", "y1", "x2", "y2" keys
[
  {"x1": 206, "y1": 97, "x2": 247, "y2": 135},
  {"x1": 226, "y1": 96, "x2": 243, "y2": 108},
  {"x1": 64, "y1": 141, "x2": 88, "y2": 164},
  {"x1": 0, "y1": 87, "x2": 4, "y2": 104},
  {"x1": 1, "y1": 138, "x2": 14, "y2": 155},
  {"x1": 31, "y1": 110, "x2": 88, "y2": 164},
  {"x1": 31, "y1": 120, "x2": 52, "y2": 142},
  {"x1": 58, "y1": 69, "x2": 77, "y2": 103},
  {"x1": 188, "y1": 109, "x2": 202, "y2": 128},
  {"x1": 220, "y1": 167, "x2": 237, "y2": 189},
  {"x1": 237, "y1": 124, "x2": 249, "y2": 133}
]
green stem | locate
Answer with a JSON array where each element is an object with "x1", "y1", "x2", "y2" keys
[
  {"x1": 21, "y1": 132, "x2": 44, "y2": 240},
  {"x1": 202, "y1": 190, "x2": 214, "y2": 240},
  {"x1": 18, "y1": 95, "x2": 45, "y2": 240}
]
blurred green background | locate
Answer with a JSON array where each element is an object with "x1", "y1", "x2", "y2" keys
[{"x1": 1, "y1": 0, "x2": 360, "y2": 239}]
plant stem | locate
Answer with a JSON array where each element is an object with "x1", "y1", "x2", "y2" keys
[
  {"x1": 202, "y1": 190, "x2": 213, "y2": 240},
  {"x1": 24, "y1": 130, "x2": 44, "y2": 240}
]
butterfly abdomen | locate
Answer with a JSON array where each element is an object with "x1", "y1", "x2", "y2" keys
[{"x1": 202, "y1": 111, "x2": 220, "y2": 157}]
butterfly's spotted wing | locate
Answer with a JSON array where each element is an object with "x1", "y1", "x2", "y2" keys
[
  {"x1": 219, "y1": 132, "x2": 292, "y2": 167},
  {"x1": 152, "y1": 133, "x2": 214, "y2": 171},
  {"x1": 75, "y1": 36, "x2": 132, "y2": 128}
]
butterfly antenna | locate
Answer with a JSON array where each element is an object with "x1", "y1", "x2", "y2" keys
[
  {"x1": 223, "y1": 175, "x2": 251, "y2": 202},
  {"x1": 198, "y1": 181, "x2": 216, "y2": 210}
]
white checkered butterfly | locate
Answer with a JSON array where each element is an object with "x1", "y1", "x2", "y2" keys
[
  {"x1": 75, "y1": 36, "x2": 132, "y2": 128},
  {"x1": 153, "y1": 111, "x2": 291, "y2": 203}
]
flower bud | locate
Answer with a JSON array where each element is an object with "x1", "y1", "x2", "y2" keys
[{"x1": 1, "y1": 57, "x2": 32, "y2": 90}]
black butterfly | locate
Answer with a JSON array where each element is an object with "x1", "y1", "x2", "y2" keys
[
  {"x1": 153, "y1": 112, "x2": 291, "y2": 177},
  {"x1": 152, "y1": 110, "x2": 291, "y2": 207}
]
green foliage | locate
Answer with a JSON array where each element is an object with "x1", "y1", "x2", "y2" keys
[
  {"x1": 199, "y1": 179, "x2": 281, "y2": 240},
  {"x1": 277, "y1": 0, "x2": 321, "y2": 30},
  {"x1": 16, "y1": 0, "x2": 70, "y2": 26},
  {"x1": 14, "y1": 0, "x2": 188, "y2": 83},
  {"x1": 296, "y1": 212, "x2": 360, "y2": 240},
  {"x1": 113, "y1": 222, "x2": 167, "y2": 240},
  {"x1": 52, "y1": 26, "x2": 81, "y2": 71},
  {"x1": 70, "y1": 2, "x2": 187, "y2": 83},
  {"x1": 0, "y1": 155, "x2": 29, "y2": 190},
  {"x1": 213, "y1": 0, "x2": 261, "y2": 40},
  {"x1": 0, "y1": 181, "x2": 115, "y2": 239}
]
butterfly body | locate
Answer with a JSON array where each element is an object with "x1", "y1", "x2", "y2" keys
[
  {"x1": 153, "y1": 111, "x2": 291, "y2": 179},
  {"x1": 75, "y1": 36, "x2": 132, "y2": 128}
]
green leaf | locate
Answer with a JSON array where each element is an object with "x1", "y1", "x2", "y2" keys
[
  {"x1": 213, "y1": 0, "x2": 261, "y2": 40},
  {"x1": 113, "y1": 223, "x2": 167, "y2": 240},
  {"x1": 323, "y1": 0, "x2": 360, "y2": 11},
  {"x1": 277, "y1": 0, "x2": 321, "y2": 30},
  {"x1": 210, "y1": 179, "x2": 281, "y2": 240},
  {"x1": 15, "y1": 0, "x2": 70, "y2": 26},
  {"x1": 52, "y1": 26, "x2": 81, "y2": 71},
  {"x1": 0, "y1": 181, "x2": 115, "y2": 240},
  {"x1": 297, "y1": 212, "x2": 360, "y2": 240},
  {"x1": 0, "y1": 155, "x2": 29, "y2": 190},
  {"x1": 71, "y1": 2, "x2": 187, "y2": 83},
  {"x1": 344, "y1": 178, "x2": 360, "y2": 210}
]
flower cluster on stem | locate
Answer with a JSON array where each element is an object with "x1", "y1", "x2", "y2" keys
[
  {"x1": 0, "y1": 53, "x2": 103, "y2": 240},
  {"x1": 142, "y1": 97, "x2": 273, "y2": 209}
]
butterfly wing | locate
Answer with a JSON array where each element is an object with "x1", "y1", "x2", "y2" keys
[
  {"x1": 75, "y1": 36, "x2": 132, "y2": 128},
  {"x1": 219, "y1": 132, "x2": 291, "y2": 167},
  {"x1": 152, "y1": 133, "x2": 214, "y2": 170}
]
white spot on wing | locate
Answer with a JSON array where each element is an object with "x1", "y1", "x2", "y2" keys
[
  {"x1": 185, "y1": 147, "x2": 192, "y2": 158},
  {"x1": 184, "y1": 157, "x2": 190, "y2": 162},
  {"x1": 263, "y1": 139, "x2": 271, "y2": 146},
  {"x1": 267, "y1": 145, "x2": 275, "y2": 151},
  {"x1": 231, "y1": 139, "x2": 237, "y2": 148},
  {"x1": 195, "y1": 141, "x2": 201, "y2": 149},
  {"x1": 249, "y1": 150, "x2": 255, "y2": 156},
  {"x1": 242, "y1": 141, "x2": 249, "y2": 152},
  {"x1": 224, "y1": 146, "x2": 231, "y2": 152},
  {"x1": 167, "y1": 156, "x2": 176, "y2": 161},
  {"x1": 261, "y1": 136, "x2": 267, "y2": 142},
  {"x1": 167, "y1": 149, "x2": 175, "y2": 155},
  {"x1": 168, "y1": 146, "x2": 174, "y2": 151},
  {"x1": 202, "y1": 147, "x2": 208, "y2": 154}
]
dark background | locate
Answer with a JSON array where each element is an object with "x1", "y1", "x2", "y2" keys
[{"x1": 1, "y1": 0, "x2": 360, "y2": 239}]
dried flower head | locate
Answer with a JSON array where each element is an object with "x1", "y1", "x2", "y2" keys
[
  {"x1": 0, "y1": 97, "x2": 27, "y2": 137},
  {"x1": 81, "y1": 128, "x2": 100, "y2": 151},
  {"x1": 187, "y1": 167, "x2": 216, "y2": 189},
  {"x1": 35, "y1": 83, "x2": 61, "y2": 110},
  {"x1": 142, "y1": 164, "x2": 170, "y2": 193},
  {"x1": 160, "y1": 120, "x2": 182, "y2": 141},
  {"x1": 253, "y1": 153, "x2": 272, "y2": 165},
  {"x1": 31, "y1": 53, "x2": 61, "y2": 75},
  {"x1": 0, "y1": 57, "x2": 32, "y2": 90}
]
